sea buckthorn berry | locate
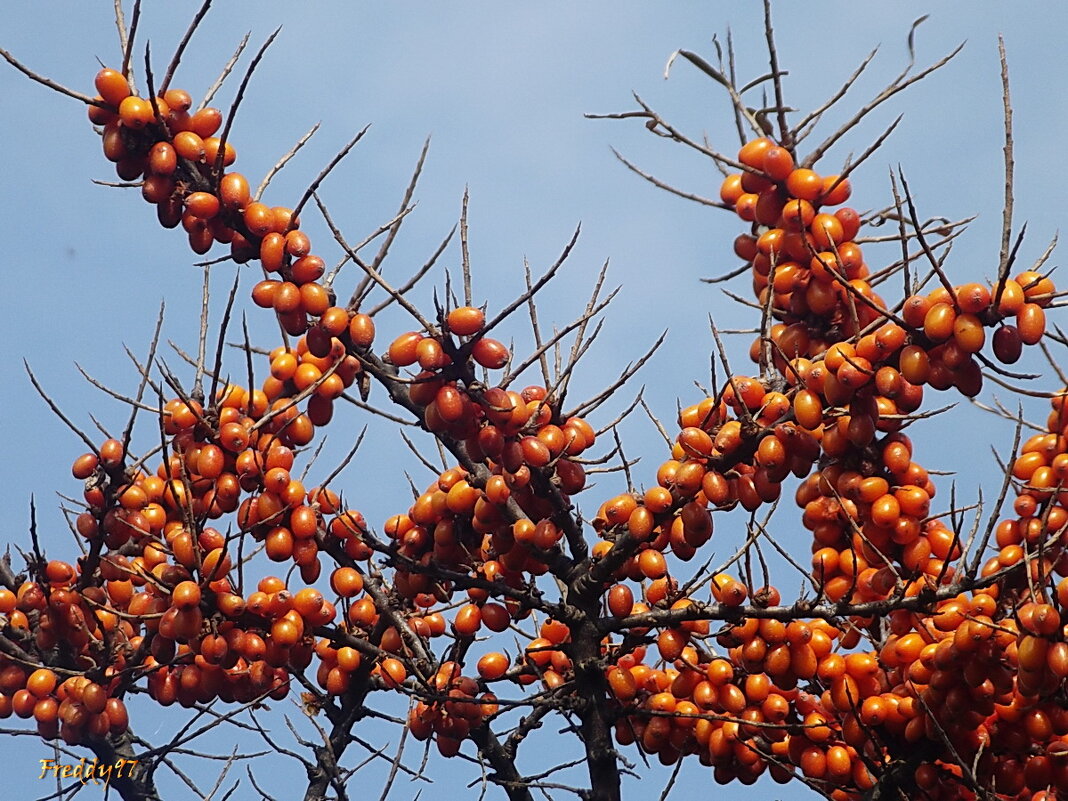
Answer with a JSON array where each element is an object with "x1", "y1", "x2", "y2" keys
[
  {"x1": 902, "y1": 295, "x2": 930, "y2": 328},
  {"x1": 27, "y1": 668, "x2": 57, "y2": 699},
  {"x1": 762, "y1": 145, "x2": 794, "y2": 181},
  {"x1": 923, "y1": 302, "x2": 956, "y2": 342},
  {"x1": 1017, "y1": 303, "x2": 1046, "y2": 344},
  {"x1": 834, "y1": 207, "x2": 861, "y2": 241},
  {"x1": 1017, "y1": 270, "x2": 1055, "y2": 305},
  {"x1": 171, "y1": 580, "x2": 201, "y2": 608},
  {"x1": 88, "y1": 96, "x2": 116, "y2": 125},
  {"x1": 218, "y1": 422, "x2": 250, "y2": 453},
  {"x1": 319, "y1": 307, "x2": 350, "y2": 337},
  {"x1": 270, "y1": 351, "x2": 298, "y2": 381},
  {"x1": 416, "y1": 337, "x2": 448, "y2": 370},
  {"x1": 993, "y1": 325, "x2": 1023, "y2": 364},
  {"x1": 956, "y1": 282, "x2": 991, "y2": 314},
  {"x1": 162, "y1": 88, "x2": 192, "y2": 112},
  {"x1": 348, "y1": 314, "x2": 375, "y2": 348},
  {"x1": 118, "y1": 95, "x2": 154, "y2": 129},
  {"x1": 293, "y1": 363, "x2": 322, "y2": 391},
  {"x1": 292, "y1": 255, "x2": 326, "y2": 284},
  {"x1": 781, "y1": 198, "x2": 815, "y2": 231},
  {"x1": 273, "y1": 281, "x2": 301, "y2": 313},
  {"x1": 99, "y1": 438, "x2": 124, "y2": 467},
  {"x1": 898, "y1": 345, "x2": 929, "y2": 385},
  {"x1": 388, "y1": 332, "x2": 424, "y2": 366},
  {"x1": 952, "y1": 313, "x2": 985, "y2": 353},
  {"x1": 330, "y1": 567, "x2": 364, "y2": 598},
  {"x1": 203, "y1": 137, "x2": 236, "y2": 168},
  {"x1": 810, "y1": 213, "x2": 844, "y2": 249},
  {"x1": 218, "y1": 172, "x2": 250, "y2": 210},
  {"x1": 252, "y1": 279, "x2": 280, "y2": 308},
  {"x1": 996, "y1": 278, "x2": 1026, "y2": 315},
  {"x1": 477, "y1": 652, "x2": 509, "y2": 680},
  {"x1": 271, "y1": 207, "x2": 296, "y2": 233},
  {"x1": 72, "y1": 453, "x2": 99, "y2": 479},
  {"x1": 678, "y1": 427, "x2": 714, "y2": 458},
  {"x1": 637, "y1": 549, "x2": 667, "y2": 579},
  {"x1": 259, "y1": 231, "x2": 286, "y2": 271},
  {"x1": 149, "y1": 142, "x2": 177, "y2": 175},
  {"x1": 299, "y1": 283, "x2": 331, "y2": 316},
  {"x1": 94, "y1": 68, "x2": 131, "y2": 107},
  {"x1": 244, "y1": 202, "x2": 274, "y2": 237},
  {"x1": 734, "y1": 192, "x2": 758, "y2": 221},
  {"x1": 471, "y1": 338, "x2": 509, "y2": 369},
  {"x1": 738, "y1": 137, "x2": 773, "y2": 169},
  {"x1": 819, "y1": 175, "x2": 851, "y2": 205},
  {"x1": 720, "y1": 174, "x2": 744, "y2": 205},
  {"x1": 190, "y1": 107, "x2": 222, "y2": 138},
  {"x1": 793, "y1": 389, "x2": 823, "y2": 430},
  {"x1": 286, "y1": 230, "x2": 311, "y2": 258},
  {"x1": 173, "y1": 131, "x2": 206, "y2": 162},
  {"x1": 447, "y1": 306, "x2": 485, "y2": 336},
  {"x1": 603, "y1": 494, "x2": 638, "y2": 526},
  {"x1": 785, "y1": 168, "x2": 823, "y2": 201},
  {"x1": 142, "y1": 174, "x2": 175, "y2": 204},
  {"x1": 754, "y1": 188, "x2": 785, "y2": 225},
  {"x1": 185, "y1": 191, "x2": 220, "y2": 220}
]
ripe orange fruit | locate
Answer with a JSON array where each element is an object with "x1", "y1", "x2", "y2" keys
[
  {"x1": 173, "y1": 131, "x2": 206, "y2": 163},
  {"x1": 471, "y1": 338, "x2": 509, "y2": 369},
  {"x1": 219, "y1": 172, "x2": 250, "y2": 210},
  {"x1": 738, "y1": 138, "x2": 773, "y2": 169},
  {"x1": 447, "y1": 306, "x2": 485, "y2": 336},
  {"x1": 95, "y1": 68, "x2": 132, "y2": 106},
  {"x1": 762, "y1": 145, "x2": 794, "y2": 181},
  {"x1": 118, "y1": 95, "x2": 154, "y2": 129},
  {"x1": 477, "y1": 652, "x2": 509, "y2": 680},
  {"x1": 26, "y1": 668, "x2": 57, "y2": 699},
  {"x1": 190, "y1": 107, "x2": 222, "y2": 138},
  {"x1": 785, "y1": 168, "x2": 822, "y2": 201}
]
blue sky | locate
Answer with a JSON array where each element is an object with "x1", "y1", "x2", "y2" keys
[{"x1": 2, "y1": 3, "x2": 1067, "y2": 799}]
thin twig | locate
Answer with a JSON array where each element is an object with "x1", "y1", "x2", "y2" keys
[
  {"x1": 254, "y1": 122, "x2": 321, "y2": 202},
  {"x1": 0, "y1": 48, "x2": 101, "y2": 106},
  {"x1": 199, "y1": 33, "x2": 250, "y2": 110},
  {"x1": 160, "y1": 0, "x2": 213, "y2": 93}
]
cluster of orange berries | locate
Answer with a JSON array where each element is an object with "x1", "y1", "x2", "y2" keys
[
  {"x1": 355, "y1": 381, "x2": 596, "y2": 637},
  {"x1": 705, "y1": 140, "x2": 1056, "y2": 618},
  {"x1": 82, "y1": 65, "x2": 614, "y2": 745},
  {"x1": 47, "y1": 62, "x2": 1066, "y2": 801},
  {"x1": 0, "y1": 574, "x2": 129, "y2": 744},
  {"x1": 61, "y1": 420, "x2": 357, "y2": 712},
  {"x1": 721, "y1": 137, "x2": 873, "y2": 344},
  {"x1": 139, "y1": 575, "x2": 325, "y2": 709},
  {"x1": 875, "y1": 585, "x2": 1068, "y2": 798},
  {"x1": 722, "y1": 137, "x2": 1053, "y2": 398},
  {"x1": 406, "y1": 618, "x2": 576, "y2": 755},
  {"x1": 898, "y1": 269, "x2": 1051, "y2": 396},
  {"x1": 407, "y1": 661, "x2": 500, "y2": 756},
  {"x1": 997, "y1": 393, "x2": 1068, "y2": 583},
  {"x1": 388, "y1": 312, "x2": 593, "y2": 495},
  {"x1": 563, "y1": 137, "x2": 1066, "y2": 798},
  {"x1": 90, "y1": 67, "x2": 331, "y2": 336},
  {"x1": 902, "y1": 390, "x2": 1068, "y2": 796},
  {"x1": 597, "y1": 578, "x2": 884, "y2": 789}
]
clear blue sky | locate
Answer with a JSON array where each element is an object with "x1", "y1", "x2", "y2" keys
[{"x1": 2, "y1": 3, "x2": 1067, "y2": 799}]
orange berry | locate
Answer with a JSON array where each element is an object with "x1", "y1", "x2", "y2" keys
[
  {"x1": 118, "y1": 96, "x2": 154, "y2": 129},
  {"x1": 786, "y1": 169, "x2": 823, "y2": 201},
  {"x1": 219, "y1": 173, "x2": 251, "y2": 210},
  {"x1": 447, "y1": 306, "x2": 485, "y2": 336},
  {"x1": 94, "y1": 68, "x2": 131, "y2": 107}
]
